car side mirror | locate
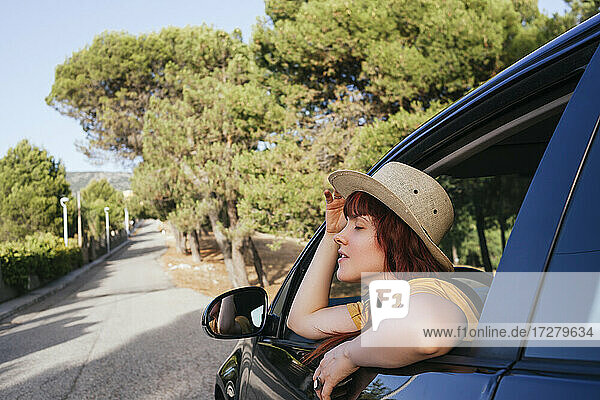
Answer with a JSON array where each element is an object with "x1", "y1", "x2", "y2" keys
[{"x1": 202, "y1": 286, "x2": 268, "y2": 339}]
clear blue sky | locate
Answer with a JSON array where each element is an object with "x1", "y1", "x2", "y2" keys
[{"x1": 0, "y1": 0, "x2": 569, "y2": 173}]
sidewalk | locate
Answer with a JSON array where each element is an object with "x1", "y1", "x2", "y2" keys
[{"x1": 0, "y1": 226, "x2": 138, "y2": 322}]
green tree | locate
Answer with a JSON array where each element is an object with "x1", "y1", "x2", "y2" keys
[
  {"x1": 499, "y1": 0, "x2": 586, "y2": 66},
  {"x1": 235, "y1": 139, "x2": 327, "y2": 240},
  {"x1": 130, "y1": 160, "x2": 177, "y2": 222},
  {"x1": 248, "y1": 0, "x2": 584, "y2": 272},
  {"x1": 46, "y1": 0, "x2": 589, "y2": 286},
  {"x1": 166, "y1": 197, "x2": 212, "y2": 262},
  {"x1": 129, "y1": 160, "x2": 198, "y2": 256},
  {"x1": 136, "y1": 25, "x2": 290, "y2": 287},
  {"x1": 566, "y1": 0, "x2": 600, "y2": 22},
  {"x1": 0, "y1": 140, "x2": 70, "y2": 241},
  {"x1": 123, "y1": 191, "x2": 158, "y2": 221},
  {"x1": 241, "y1": 1, "x2": 555, "y2": 250},
  {"x1": 46, "y1": 26, "x2": 246, "y2": 161},
  {"x1": 80, "y1": 179, "x2": 125, "y2": 240},
  {"x1": 345, "y1": 101, "x2": 446, "y2": 172},
  {"x1": 254, "y1": 0, "x2": 532, "y2": 119},
  {"x1": 143, "y1": 73, "x2": 288, "y2": 286},
  {"x1": 48, "y1": 26, "x2": 281, "y2": 287}
]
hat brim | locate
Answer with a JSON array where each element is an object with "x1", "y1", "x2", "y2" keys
[{"x1": 329, "y1": 169, "x2": 453, "y2": 271}]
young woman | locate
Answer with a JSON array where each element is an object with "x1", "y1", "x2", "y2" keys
[{"x1": 287, "y1": 162, "x2": 480, "y2": 400}]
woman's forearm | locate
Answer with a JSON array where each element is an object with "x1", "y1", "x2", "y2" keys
[
  {"x1": 343, "y1": 293, "x2": 464, "y2": 368},
  {"x1": 344, "y1": 328, "x2": 445, "y2": 369},
  {"x1": 288, "y1": 232, "x2": 339, "y2": 322}
]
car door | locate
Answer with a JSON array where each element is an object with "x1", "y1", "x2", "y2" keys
[{"x1": 242, "y1": 248, "x2": 321, "y2": 400}]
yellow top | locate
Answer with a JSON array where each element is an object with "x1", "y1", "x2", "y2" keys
[{"x1": 346, "y1": 278, "x2": 480, "y2": 339}]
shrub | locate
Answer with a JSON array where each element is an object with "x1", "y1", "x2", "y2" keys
[
  {"x1": 0, "y1": 243, "x2": 30, "y2": 292},
  {"x1": 0, "y1": 233, "x2": 82, "y2": 293}
]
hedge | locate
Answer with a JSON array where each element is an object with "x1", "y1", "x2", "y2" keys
[{"x1": 0, "y1": 232, "x2": 82, "y2": 293}]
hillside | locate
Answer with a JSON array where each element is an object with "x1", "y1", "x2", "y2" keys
[{"x1": 66, "y1": 171, "x2": 132, "y2": 192}]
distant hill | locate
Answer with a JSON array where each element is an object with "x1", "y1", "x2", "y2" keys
[{"x1": 66, "y1": 172, "x2": 132, "y2": 192}]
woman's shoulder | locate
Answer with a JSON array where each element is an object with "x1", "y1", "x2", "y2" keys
[{"x1": 408, "y1": 277, "x2": 480, "y2": 333}]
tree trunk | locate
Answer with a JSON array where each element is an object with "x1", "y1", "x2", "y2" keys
[
  {"x1": 177, "y1": 164, "x2": 248, "y2": 286},
  {"x1": 182, "y1": 231, "x2": 188, "y2": 253},
  {"x1": 195, "y1": 228, "x2": 205, "y2": 248},
  {"x1": 207, "y1": 207, "x2": 248, "y2": 287},
  {"x1": 198, "y1": 225, "x2": 209, "y2": 237},
  {"x1": 226, "y1": 200, "x2": 250, "y2": 287},
  {"x1": 170, "y1": 222, "x2": 186, "y2": 255},
  {"x1": 176, "y1": 231, "x2": 185, "y2": 254},
  {"x1": 474, "y1": 206, "x2": 493, "y2": 272},
  {"x1": 89, "y1": 236, "x2": 96, "y2": 260},
  {"x1": 246, "y1": 237, "x2": 268, "y2": 287},
  {"x1": 231, "y1": 235, "x2": 250, "y2": 286},
  {"x1": 499, "y1": 218, "x2": 507, "y2": 251},
  {"x1": 452, "y1": 244, "x2": 459, "y2": 265},
  {"x1": 188, "y1": 231, "x2": 202, "y2": 263}
]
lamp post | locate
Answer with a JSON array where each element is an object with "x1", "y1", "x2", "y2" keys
[
  {"x1": 124, "y1": 207, "x2": 130, "y2": 235},
  {"x1": 77, "y1": 191, "x2": 83, "y2": 247},
  {"x1": 60, "y1": 197, "x2": 69, "y2": 246},
  {"x1": 104, "y1": 207, "x2": 110, "y2": 253}
]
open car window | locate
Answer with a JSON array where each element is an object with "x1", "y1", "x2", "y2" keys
[
  {"x1": 283, "y1": 45, "x2": 592, "y2": 345},
  {"x1": 428, "y1": 85, "x2": 577, "y2": 276},
  {"x1": 284, "y1": 103, "x2": 569, "y2": 342}
]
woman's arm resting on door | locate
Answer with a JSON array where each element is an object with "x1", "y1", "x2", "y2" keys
[{"x1": 287, "y1": 232, "x2": 357, "y2": 339}]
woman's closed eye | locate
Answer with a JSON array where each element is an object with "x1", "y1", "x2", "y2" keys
[{"x1": 348, "y1": 216, "x2": 369, "y2": 230}]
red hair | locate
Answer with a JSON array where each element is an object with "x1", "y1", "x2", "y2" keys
[{"x1": 302, "y1": 191, "x2": 452, "y2": 364}]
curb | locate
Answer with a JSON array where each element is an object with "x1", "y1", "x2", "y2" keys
[{"x1": 0, "y1": 226, "x2": 139, "y2": 322}]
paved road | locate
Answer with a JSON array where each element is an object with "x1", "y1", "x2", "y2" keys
[{"x1": 0, "y1": 220, "x2": 235, "y2": 399}]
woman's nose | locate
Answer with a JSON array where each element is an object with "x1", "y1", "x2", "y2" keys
[{"x1": 333, "y1": 228, "x2": 348, "y2": 245}]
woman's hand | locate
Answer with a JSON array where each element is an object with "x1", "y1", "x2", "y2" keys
[
  {"x1": 324, "y1": 189, "x2": 346, "y2": 234},
  {"x1": 313, "y1": 342, "x2": 359, "y2": 400}
]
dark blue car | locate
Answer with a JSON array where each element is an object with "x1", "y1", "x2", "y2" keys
[{"x1": 203, "y1": 14, "x2": 600, "y2": 399}]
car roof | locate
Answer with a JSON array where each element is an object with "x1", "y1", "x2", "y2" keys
[{"x1": 371, "y1": 13, "x2": 600, "y2": 174}]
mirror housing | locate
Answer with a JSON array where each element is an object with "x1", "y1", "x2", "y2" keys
[{"x1": 202, "y1": 286, "x2": 268, "y2": 339}]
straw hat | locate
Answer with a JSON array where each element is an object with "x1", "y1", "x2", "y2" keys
[{"x1": 328, "y1": 162, "x2": 454, "y2": 270}]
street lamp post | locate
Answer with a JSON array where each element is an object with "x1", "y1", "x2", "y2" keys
[
  {"x1": 104, "y1": 207, "x2": 110, "y2": 253},
  {"x1": 77, "y1": 191, "x2": 83, "y2": 247},
  {"x1": 60, "y1": 197, "x2": 69, "y2": 246},
  {"x1": 124, "y1": 207, "x2": 130, "y2": 235}
]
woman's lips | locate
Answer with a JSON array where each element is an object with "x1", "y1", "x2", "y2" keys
[{"x1": 338, "y1": 250, "x2": 348, "y2": 263}]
